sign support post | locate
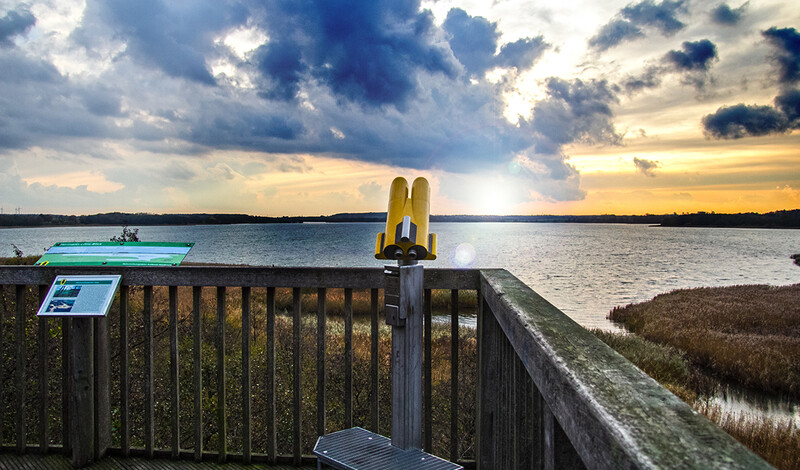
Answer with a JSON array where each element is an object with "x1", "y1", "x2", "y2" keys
[{"x1": 38, "y1": 275, "x2": 120, "y2": 468}]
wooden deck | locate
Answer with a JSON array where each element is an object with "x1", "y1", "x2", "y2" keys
[{"x1": 0, "y1": 453, "x2": 315, "y2": 469}]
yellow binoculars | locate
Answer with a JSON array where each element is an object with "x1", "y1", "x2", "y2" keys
[{"x1": 375, "y1": 177, "x2": 437, "y2": 261}]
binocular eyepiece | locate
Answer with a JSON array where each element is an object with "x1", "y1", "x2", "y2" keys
[{"x1": 375, "y1": 177, "x2": 437, "y2": 262}]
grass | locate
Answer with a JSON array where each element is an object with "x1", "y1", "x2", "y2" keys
[{"x1": 599, "y1": 283, "x2": 800, "y2": 470}]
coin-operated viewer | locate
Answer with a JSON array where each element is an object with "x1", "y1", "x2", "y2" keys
[{"x1": 375, "y1": 176, "x2": 437, "y2": 262}]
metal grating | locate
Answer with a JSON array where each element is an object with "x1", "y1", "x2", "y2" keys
[{"x1": 313, "y1": 427, "x2": 462, "y2": 470}]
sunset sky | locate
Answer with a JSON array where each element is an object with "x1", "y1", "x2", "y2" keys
[{"x1": 0, "y1": 0, "x2": 798, "y2": 216}]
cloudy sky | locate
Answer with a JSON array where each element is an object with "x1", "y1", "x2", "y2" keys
[{"x1": 0, "y1": 0, "x2": 798, "y2": 216}]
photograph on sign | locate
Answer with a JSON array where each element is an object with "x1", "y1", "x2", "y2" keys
[
  {"x1": 35, "y1": 242, "x2": 194, "y2": 266},
  {"x1": 37, "y1": 275, "x2": 121, "y2": 317}
]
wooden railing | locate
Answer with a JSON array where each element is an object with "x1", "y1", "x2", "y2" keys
[{"x1": 0, "y1": 266, "x2": 772, "y2": 469}]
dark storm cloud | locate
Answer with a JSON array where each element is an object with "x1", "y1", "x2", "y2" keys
[
  {"x1": 521, "y1": 78, "x2": 620, "y2": 189},
  {"x1": 621, "y1": 0, "x2": 686, "y2": 34},
  {"x1": 254, "y1": 39, "x2": 306, "y2": 101},
  {"x1": 665, "y1": 39, "x2": 718, "y2": 71},
  {"x1": 590, "y1": 0, "x2": 686, "y2": 51},
  {"x1": 442, "y1": 8, "x2": 549, "y2": 77},
  {"x1": 622, "y1": 40, "x2": 717, "y2": 93},
  {"x1": 622, "y1": 66, "x2": 662, "y2": 93},
  {"x1": 701, "y1": 103, "x2": 788, "y2": 138},
  {"x1": 0, "y1": 7, "x2": 35, "y2": 47},
  {"x1": 81, "y1": 0, "x2": 249, "y2": 85},
  {"x1": 774, "y1": 88, "x2": 800, "y2": 124},
  {"x1": 0, "y1": 0, "x2": 593, "y2": 203},
  {"x1": 251, "y1": 0, "x2": 456, "y2": 108},
  {"x1": 0, "y1": 50, "x2": 120, "y2": 149},
  {"x1": 588, "y1": 19, "x2": 643, "y2": 52},
  {"x1": 710, "y1": 3, "x2": 746, "y2": 26},
  {"x1": 633, "y1": 156, "x2": 660, "y2": 176},
  {"x1": 762, "y1": 27, "x2": 800, "y2": 85}
]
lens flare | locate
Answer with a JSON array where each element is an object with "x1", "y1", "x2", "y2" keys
[{"x1": 451, "y1": 243, "x2": 476, "y2": 268}]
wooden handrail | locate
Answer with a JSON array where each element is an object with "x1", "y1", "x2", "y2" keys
[{"x1": 477, "y1": 269, "x2": 772, "y2": 469}]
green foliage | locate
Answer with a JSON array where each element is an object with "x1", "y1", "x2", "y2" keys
[{"x1": 110, "y1": 225, "x2": 140, "y2": 242}]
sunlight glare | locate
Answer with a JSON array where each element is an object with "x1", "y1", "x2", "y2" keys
[{"x1": 451, "y1": 243, "x2": 476, "y2": 268}]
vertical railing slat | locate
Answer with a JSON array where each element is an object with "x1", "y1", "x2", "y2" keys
[
  {"x1": 476, "y1": 298, "x2": 497, "y2": 467},
  {"x1": 241, "y1": 286, "x2": 252, "y2": 464},
  {"x1": 169, "y1": 285, "x2": 180, "y2": 458},
  {"x1": 0, "y1": 286, "x2": 4, "y2": 448},
  {"x1": 292, "y1": 287, "x2": 302, "y2": 466},
  {"x1": 266, "y1": 286, "x2": 276, "y2": 465},
  {"x1": 423, "y1": 289, "x2": 432, "y2": 452},
  {"x1": 344, "y1": 288, "x2": 353, "y2": 429},
  {"x1": 450, "y1": 289, "x2": 460, "y2": 462},
  {"x1": 216, "y1": 286, "x2": 227, "y2": 463},
  {"x1": 38, "y1": 284, "x2": 49, "y2": 453},
  {"x1": 62, "y1": 317, "x2": 72, "y2": 454},
  {"x1": 316, "y1": 288, "x2": 327, "y2": 438},
  {"x1": 369, "y1": 288, "x2": 379, "y2": 433},
  {"x1": 15, "y1": 284, "x2": 26, "y2": 453},
  {"x1": 192, "y1": 286, "x2": 203, "y2": 461},
  {"x1": 143, "y1": 286, "x2": 154, "y2": 458},
  {"x1": 119, "y1": 285, "x2": 129, "y2": 456}
]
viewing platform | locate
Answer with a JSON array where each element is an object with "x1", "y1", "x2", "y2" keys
[{"x1": 0, "y1": 265, "x2": 772, "y2": 469}]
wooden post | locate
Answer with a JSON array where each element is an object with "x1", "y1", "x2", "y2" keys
[
  {"x1": 93, "y1": 316, "x2": 110, "y2": 461},
  {"x1": 390, "y1": 264, "x2": 423, "y2": 450},
  {"x1": 70, "y1": 318, "x2": 94, "y2": 467}
]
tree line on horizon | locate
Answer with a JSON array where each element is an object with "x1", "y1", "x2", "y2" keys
[{"x1": 0, "y1": 209, "x2": 798, "y2": 228}]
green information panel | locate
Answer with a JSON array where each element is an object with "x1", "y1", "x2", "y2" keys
[
  {"x1": 37, "y1": 275, "x2": 121, "y2": 317},
  {"x1": 36, "y1": 242, "x2": 194, "y2": 266}
]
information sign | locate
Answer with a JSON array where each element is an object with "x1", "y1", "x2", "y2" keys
[
  {"x1": 37, "y1": 275, "x2": 121, "y2": 317},
  {"x1": 35, "y1": 242, "x2": 194, "y2": 266}
]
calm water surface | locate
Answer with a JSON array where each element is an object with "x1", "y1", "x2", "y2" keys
[{"x1": 2, "y1": 222, "x2": 799, "y2": 330}]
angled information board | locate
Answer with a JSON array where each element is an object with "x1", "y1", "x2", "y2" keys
[
  {"x1": 37, "y1": 275, "x2": 121, "y2": 317},
  {"x1": 35, "y1": 241, "x2": 194, "y2": 266}
]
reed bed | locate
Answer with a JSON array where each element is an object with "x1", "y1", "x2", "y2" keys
[
  {"x1": 608, "y1": 284, "x2": 800, "y2": 398},
  {"x1": 599, "y1": 283, "x2": 800, "y2": 470}
]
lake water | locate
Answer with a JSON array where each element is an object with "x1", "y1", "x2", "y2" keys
[{"x1": 2, "y1": 222, "x2": 799, "y2": 330}]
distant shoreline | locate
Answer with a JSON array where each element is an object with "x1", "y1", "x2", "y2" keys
[{"x1": 0, "y1": 209, "x2": 798, "y2": 229}]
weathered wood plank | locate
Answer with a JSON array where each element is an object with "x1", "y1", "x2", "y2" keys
[
  {"x1": 241, "y1": 286, "x2": 251, "y2": 464},
  {"x1": 70, "y1": 318, "x2": 93, "y2": 467},
  {"x1": 37, "y1": 284, "x2": 49, "y2": 453},
  {"x1": 450, "y1": 289, "x2": 459, "y2": 462},
  {"x1": 216, "y1": 286, "x2": 227, "y2": 463},
  {"x1": 369, "y1": 288, "x2": 379, "y2": 434},
  {"x1": 480, "y1": 269, "x2": 772, "y2": 469},
  {"x1": 0, "y1": 286, "x2": 4, "y2": 448},
  {"x1": 61, "y1": 317, "x2": 72, "y2": 454},
  {"x1": 0, "y1": 266, "x2": 481, "y2": 291},
  {"x1": 94, "y1": 316, "x2": 110, "y2": 461},
  {"x1": 475, "y1": 297, "x2": 496, "y2": 468},
  {"x1": 344, "y1": 288, "x2": 353, "y2": 429},
  {"x1": 169, "y1": 285, "x2": 180, "y2": 459},
  {"x1": 292, "y1": 288, "x2": 301, "y2": 466},
  {"x1": 15, "y1": 284, "x2": 26, "y2": 454},
  {"x1": 391, "y1": 265, "x2": 423, "y2": 450},
  {"x1": 423, "y1": 288, "x2": 432, "y2": 453},
  {"x1": 143, "y1": 286, "x2": 154, "y2": 459},
  {"x1": 316, "y1": 288, "x2": 326, "y2": 438},
  {"x1": 119, "y1": 285, "x2": 129, "y2": 456},
  {"x1": 192, "y1": 286, "x2": 202, "y2": 462},
  {"x1": 265, "y1": 286, "x2": 276, "y2": 465}
]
